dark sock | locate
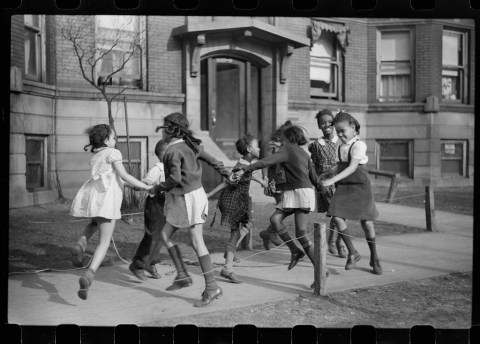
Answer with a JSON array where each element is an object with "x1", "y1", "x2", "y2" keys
[
  {"x1": 327, "y1": 228, "x2": 336, "y2": 244},
  {"x1": 277, "y1": 227, "x2": 301, "y2": 254},
  {"x1": 198, "y1": 254, "x2": 218, "y2": 292},
  {"x1": 338, "y1": 228, "x2": 356, "y2": 255},
  {"x1": 366, "y1": 237, "x2": 378, "y2": 261}
]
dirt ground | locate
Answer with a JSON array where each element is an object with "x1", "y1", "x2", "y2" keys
[
  {"x1": 159, "y1": 272, "x2": 472, "y2": 328},
  {"x1": 7, "y1": 186, "x2": 473, "y2": 328}
]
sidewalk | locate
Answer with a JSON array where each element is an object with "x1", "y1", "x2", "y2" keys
[{"x1": 8, "y1": 202, "x2": 473, "y2": 326}]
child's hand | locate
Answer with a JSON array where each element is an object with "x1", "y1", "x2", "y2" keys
[{"x1": 234, "y1": 170, "x2": 245, "y2": 179}]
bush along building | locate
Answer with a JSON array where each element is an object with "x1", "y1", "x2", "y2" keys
[{"x1": 9, "y1": 16, "x2": 474, "y2": 208}]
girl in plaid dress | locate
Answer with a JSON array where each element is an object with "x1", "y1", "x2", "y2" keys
[
  {"x1": 207, "y1": 134, "x2": 265, "y2": 283},
  {"x1": 151, "y1": 112, "x2": 231, "y2": 307},
  {"x1": 308, "y1": 109, "x2": 347, "y2": 258}
]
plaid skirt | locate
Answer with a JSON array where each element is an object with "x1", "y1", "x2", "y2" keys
[{"x1": 164, "y1": 187, "x2": 208, "y2": 228}]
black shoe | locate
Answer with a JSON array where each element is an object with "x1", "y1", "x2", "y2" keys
[
  {"x1": 146, "y1": 265, "x2": 161, "y2": 279},
  {"x1": 129, "y1": 263, "x2": 148, "y2": 281},
  {"x1": 166, "y1": 274, "x2": 193, "y2": 291},
  {"x1": 71, "y1": 243, "x2": 85, "y2": 268},
  {"x1": 337, "y1": 244, "x2": 348, "y2": 259},
  {"x1": 78, "y1": 275, "x2": 91, "y2": 300},
  {"x1": 220, "y1": 269, "x2": 242, "y2": 284},
  {"x1": 328, "y1": 241, "x2": 338, "y2": 255},
  {"x1": 288, "y1": 251, "x2": 305, "y2": 270},
  {"x1": 345, "y1": 251, "x2": 361, "y2": 270},
  {"x1": 194, "y1": 287, "x2": 223, "y2": 307},
  {"x1": 259, "y1": 230, "x2": 271, "y2": 250},
  {"x1": 370, "y1": 259, "x2": 383, "y2": 275}
]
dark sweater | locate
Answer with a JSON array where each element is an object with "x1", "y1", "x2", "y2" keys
[
  {"x1": 241, "y1": 144, "x2": 318, "y2": 191},
  {"x1": 155, "y1": 141, "x2": 230, "y2": 195}
]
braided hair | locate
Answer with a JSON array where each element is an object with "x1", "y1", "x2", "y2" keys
[
  {"x1": 83, "y1": 124, "x2": 113, "y2": 152},
  {"x1": 162, "y1": 112, "x2": 202, "y2": 154}
]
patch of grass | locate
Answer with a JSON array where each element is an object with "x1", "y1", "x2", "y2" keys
[{"x1": 373, "y1": 186, "x2": 473, "y2": 216}]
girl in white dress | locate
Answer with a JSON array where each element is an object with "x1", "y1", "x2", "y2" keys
[{"x1": 70, "y1": 124, "x2": 152, "y2": 300}]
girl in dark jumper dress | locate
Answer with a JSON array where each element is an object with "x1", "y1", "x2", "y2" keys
[{"x1": 322, "y1": 111, "x2": 383, "y2": 275}]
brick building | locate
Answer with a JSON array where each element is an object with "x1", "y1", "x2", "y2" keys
[{"x1": 9, "y1": 15, "x2": 475, "y2": 208}]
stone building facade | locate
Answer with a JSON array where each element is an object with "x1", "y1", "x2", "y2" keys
[{"x1": 9, "y1": 15, "x2": 475, "y2": 208}]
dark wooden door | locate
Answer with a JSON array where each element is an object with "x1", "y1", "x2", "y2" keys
[{"x1": 201, "y1": 57, "x2": 260, "y2": 160}]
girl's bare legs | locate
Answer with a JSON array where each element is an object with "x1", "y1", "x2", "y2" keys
[
  {"x1": 78, "y1": 217, "x2": 115, "y2": 300},
  {"x1": 72, "y1": 220, "x2": 98, "y2": 267},
  {"x1": 333, "y1": 216, "x2": 360, "y2": 270},
  {"x1": 189, "y1": 224, "x2": 222, "y2": 307},
  {"x1": 360, "y1": 220, "x2": 382, "y2": 275},
  {"x1": 160, "y1": 222, "x2": 178, "y2": 248},
  {"x1": 221, "y1": 228, "x2": 242, "y2": 283}
]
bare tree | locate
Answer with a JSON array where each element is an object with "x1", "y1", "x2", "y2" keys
[
  {"x1": 58, "y1": 15, "x2": 144, "y2": 134},
  {"x1": 58, "y1": 15, "x2": 146, "y2": 211}
]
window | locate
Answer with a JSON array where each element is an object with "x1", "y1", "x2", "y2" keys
[
  {"x1": 116, "y1": 137, "x2": 147, "y2": 180},
  {"x1": 441, "y1": 140, "x2": 468, "y2": 177},
  {"x1": 376, "y1": 140, "x2": 413, "y2": 178},
  {"x1": 378, "y1": 30, "x2": 413, "y2": 102},
  {"x1": 24, "y1": 15, "x2": 43, "y2": 81},
  {"x1": 25, "y1": 135, "x2": 47, "y2": 191},
  {"x1": 310, "y1": 31, "x2": 343, "y2": 99},
  {"x1": 442, "y1": 29, "x2": 468, "y2": 102},
  {"x1": 95, "y1": 15, "x2": 143, "y2": 89}
]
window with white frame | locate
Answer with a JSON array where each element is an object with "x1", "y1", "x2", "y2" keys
[
  {"x1": 95, "y1": 15, "x2": 143, "y2": 89},
  {"x1": 25, "y1": 135, "x2": 48, "y2": 191},
  {"x1": 116, "y1": 137, "x2": 147, "y2": 180},
  {"x1": 378, "y1": 29, "x2": 413, "y2": 102},
  {"x1": 310, "y1": 30, "x2": 343, "y2": 99},
  {"x1": 441, "y1": 140, "x2": 468, "y2": 177},
  {"x1": 442, "y1": 29, "x2": 468, "y2": 102},
  {"x1": 376, "y1": 140, "x2": 413, "y2": 178},
  {"x1": 24, "y1": 15, "x2": 43, "y2": 81}
]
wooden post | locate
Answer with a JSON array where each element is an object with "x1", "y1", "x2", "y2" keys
[
  {"x1": 313, "y1": 222, "x2": 327, "y2": 296},
  {"x1": 241, "y1": 197, "x2": 254, "y2": 250},
  {"x1": 425, "y1": 186, "x2": 437, "y2": 232},
  {"x1": 386, "y1": 173, "x2": 400, "y2": 203}
]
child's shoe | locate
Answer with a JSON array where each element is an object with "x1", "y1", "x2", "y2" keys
[
  {"x1": 220, "y1": 268, "x2": 242, "y2": 284},
  {"x1": 328, "y1": 241, "x2": 338, "y2": 255},
  {"x1": 259, "y1": 230, "x2": 271, "y2": 250},
  {"x1": 129, "y1": 263, "x2": 148, "y2": 281},
  {"x1": 77, "y1": 270, "x2": 94, "y2": 300},
  {"x1": 288, "y1": 251, "x2": 305, "y2": 270},
  {"x1": 336, "y1": 243, "x2": 348, "y2": 258},
  {"x1": 194, "y1": 287, "x2": 223, "y2": 307},
  {"x1": 345, "y1": 251, "x2": 361, "y2": 270},
  {"x1": 71, "y1": 239, "x2": 86, "y2": 267},
  {"x1": 370, "y1": 259, "x2": 383, "y2": 275},
  {"x1": 146, "y1": 264, "x2": 161, "y2": 279},
  {"x1": 166, "y1": 273, "x2": 193, "y2": 291}
]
